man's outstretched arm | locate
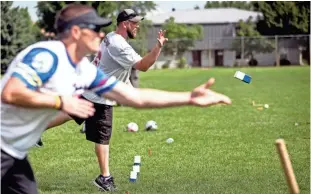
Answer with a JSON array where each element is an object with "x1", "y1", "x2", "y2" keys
[{"x1": 103, "y1": 77, "x2": 231, "y2": 108}]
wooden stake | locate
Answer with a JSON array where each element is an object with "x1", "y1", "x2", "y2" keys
[{"x1": 275, "y1": 139, "x2": 300, "y2": 194}]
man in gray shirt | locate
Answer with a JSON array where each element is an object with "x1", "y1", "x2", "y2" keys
[{"x1": 84, "y1": 9, "x2": 169, "y2": 191}]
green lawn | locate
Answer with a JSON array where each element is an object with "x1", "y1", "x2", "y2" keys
[{"x1": 30, "y1": 66, "x2": 310, "y2": 194}]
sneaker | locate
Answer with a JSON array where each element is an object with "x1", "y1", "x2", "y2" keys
[
  {"x1": 93, "y1": 175, "x2": 117, "y2": 192},
  {"x1": 35, "y1": 138, "x2": 44, "y2": 148}
]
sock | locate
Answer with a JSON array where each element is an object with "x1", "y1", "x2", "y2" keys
[{"x1": 100, "y1": 174, "x2": 111, "y2": 181}]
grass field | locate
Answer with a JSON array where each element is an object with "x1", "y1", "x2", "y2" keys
[{"x1": 30, "y1": 66, "x2": 310, "y2": 194}]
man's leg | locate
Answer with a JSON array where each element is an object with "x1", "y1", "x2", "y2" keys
[
  {"x1": 47, "y1": 112, "x2": 73, "y2": 129},
  {"x1": 95, "y1": 143, "x2": 110, "y2": 176},
  {"x1": 1, "y1": 150, "x2": 38, "y2": 194},
  {"x1": 84, "y1": 104, "x2": 116, "y2": 191},
  {"x1": 35, "y1": 112, "x2": 75, "y2": 147}
]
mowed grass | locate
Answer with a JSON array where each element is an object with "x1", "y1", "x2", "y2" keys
[{"x1": 29, "y1": 66, "x2": 310, "y2": 194}]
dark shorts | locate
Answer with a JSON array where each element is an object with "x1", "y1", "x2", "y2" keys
[
  {"x1": 70, "y1": 96, "x2": 113, "y2": 145},
  {"x1": 1, "y1": 150, "x2": 38, "y2": 194}
]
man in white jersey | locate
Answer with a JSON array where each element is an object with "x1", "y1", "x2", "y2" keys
[
  {"x1": 1, "y1": 4, "x2": 114, "y2": 194},
  {"x1": 1, "y1": 4, "x2": 231, "y2": 194}
]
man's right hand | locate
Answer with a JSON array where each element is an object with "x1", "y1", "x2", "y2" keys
[
  {"x1": 189, "y1": 78, "x2": 232, "y2": 106},
  {"x1": 61, "y1": 96, "x2": 95, "y2": 118}
]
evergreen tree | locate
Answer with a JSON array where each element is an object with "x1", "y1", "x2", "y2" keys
[{"x1": 1, "y1": 2, "x2": 40, "y2": 74}]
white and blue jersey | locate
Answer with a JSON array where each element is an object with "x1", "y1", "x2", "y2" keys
[{"x1": 1, "y1": 40, "x2": 118, "y2": 159}]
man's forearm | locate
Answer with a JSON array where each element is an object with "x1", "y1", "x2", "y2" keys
[
  {"x1": 137, "y1": 43, "x2": 162, "y2": 71},
  {"x1": 103, "y1": 82, "x2": 191, "y2": 108},
  {"x1": 135, "y1": 88, "x2": 191, "y2": 108},
  {"x1": 1, "y1": 77, "x2": 59, "y2": 109}
]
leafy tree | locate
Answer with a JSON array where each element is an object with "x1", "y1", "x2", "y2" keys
[
  {"x1": 204, "y1": 1, "x2": 254, "y2": 10},
  {"x1": 253, "y1": 1, "x2": 310, "y2": 35},
  {"x1": 1, "y1": 1, "x2": 40, "y2": 74},
  {"x1": 36, "y1": 1, "x2": 156, "y2": 34},
  {"x1": 253, "y1": 1, "x2": 310, "y2": 64},
  {"x1": 162, "y1": 17, "x2": 203, "y2": 62},
  {"x1": 232, "y1": 18, "x2": 274, "y2": 65}
]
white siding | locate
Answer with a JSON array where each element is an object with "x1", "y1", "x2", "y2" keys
[
  {"x1": 201, "y1": 50, "x2": 215, "y2": 67},
  {"x1": 224, "y1": 51, "x2": 235, "y2": 67},
  {"x1": 254, "y1": 53, "x2": 275, "y2": 66}
]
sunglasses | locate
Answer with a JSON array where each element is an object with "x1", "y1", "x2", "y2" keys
[{"x1": 77, "y1": 23, "x2": 102, "y2": 33}]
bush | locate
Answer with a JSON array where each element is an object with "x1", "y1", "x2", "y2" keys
[
  {"x1": 274, "y1": 59, "x2": 292, "y2": 66},
  {"x1": 162, "y1": 64, "x2": 169, "y2": 69},
  {"x1": 162, "y1": 60, "x2": 170, "y2": 69},
  {"x1": 280, "y1": 58, "x2": 291, "y2": 66},
  {"x1": 248, "y1": 58, "x2": 258, "y2": 66},
  {"x1": 177, "y1": 57, "x2": 187, "y2": 68}
]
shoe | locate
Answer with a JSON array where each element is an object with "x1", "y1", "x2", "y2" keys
[
  {"x1": 93, "y1": 175, "x2": 117, "y2": 192},
  {"x1": 35, "y1": 138, "x2": 44, "y2": 148}
]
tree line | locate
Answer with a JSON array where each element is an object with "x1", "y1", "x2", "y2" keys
[{"x1": 1, "y1": 1, "x2": 310, "y2": 73}]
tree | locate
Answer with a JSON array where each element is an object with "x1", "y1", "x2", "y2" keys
[
  {"x1": 253, "y1": 1, "x2": 310, "y2": 35},
  {"x1": 36, "y1": 1, "x2": 156, "y2": 34},
  {"x1": 232, "y1": 18, "x2": 274, "y2": 66},
  {"x1": 161, "y1": 17, "x2": 203, "y2": 66},
  {"x1": 204, "y1": 1, "x2": 254, "y2": 10},
  {"x1": 1, "y1": 1, "x2": 41, "y2": 74},
  {"x1": 253, "y1": 1, "x2": 310, "y2": 64}
]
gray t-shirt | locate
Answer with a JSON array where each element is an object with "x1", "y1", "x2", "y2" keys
[{"x1": 83, "y1": 32, "x2": 142, "y2": 105}]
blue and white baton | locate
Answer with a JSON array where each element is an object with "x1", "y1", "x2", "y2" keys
[{"x1": 234, "y1": 71, "x2": 252, "y2": 83}]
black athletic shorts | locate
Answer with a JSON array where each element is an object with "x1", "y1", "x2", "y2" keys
[
  {"x1": 70, "y1": 96, "x2": 113, "y2": 145},
  {"x1": 1, "y1": 150, "x2": 38, "y2": 194}
]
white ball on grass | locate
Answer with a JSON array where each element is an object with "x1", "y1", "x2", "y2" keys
[
  {"x1": 166, "y1": 138, "x2": 174, "y2": 144},
  {"x1": 264, "y1": 104, "x2": 269, "y2": 109},
  {"x1": 145, "y1": 120, "x2": 158, "y2": 131},
  {"x1": 127, "y1": 122, "x2": 139, "y2": 132}
]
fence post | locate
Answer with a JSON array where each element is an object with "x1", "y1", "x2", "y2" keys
[
  {"x1": 275, "y1": 35, "x2": 280, "y2": 66},
  {"x1": 241, "y1": 36, "x2": 245, "y2": 60},
  {"x1": 208, "y1": 38, "x2": 212, "y2": 67}
]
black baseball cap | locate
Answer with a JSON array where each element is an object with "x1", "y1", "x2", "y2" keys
[
  {"x1": 56, "y1": 9, "x2": 112, "y2": 33},
  {"x1": 117, "y1": 9, "x2": 144, "y2": 23}
]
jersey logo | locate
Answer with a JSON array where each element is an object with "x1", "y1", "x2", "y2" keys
[
  {"x1": 31, "y1": 52, "x2": 54, "y2": 73},
  {"x1": 73, "y1": 83, "x2": 86, "y2": 91}
]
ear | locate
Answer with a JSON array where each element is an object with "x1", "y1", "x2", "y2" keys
[
  {"x1": 71, "y1": 26, "x2": 81, "y2": 40},
  {"x1": 122, "y1": 21, "x2": 128, "y2": 29}
]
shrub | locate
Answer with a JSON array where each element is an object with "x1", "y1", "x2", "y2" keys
[{"x1": 177, "y1": 57, "x2": 187, "y2": 68}]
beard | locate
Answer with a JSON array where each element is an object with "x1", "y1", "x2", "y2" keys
[{"x1": 127, "y1": 29, "x2": 135, "y2": 39}]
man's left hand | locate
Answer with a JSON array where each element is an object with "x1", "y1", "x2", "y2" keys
[{"x1": 157, "y1": 29, "x2": 168, "y2": 47}]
